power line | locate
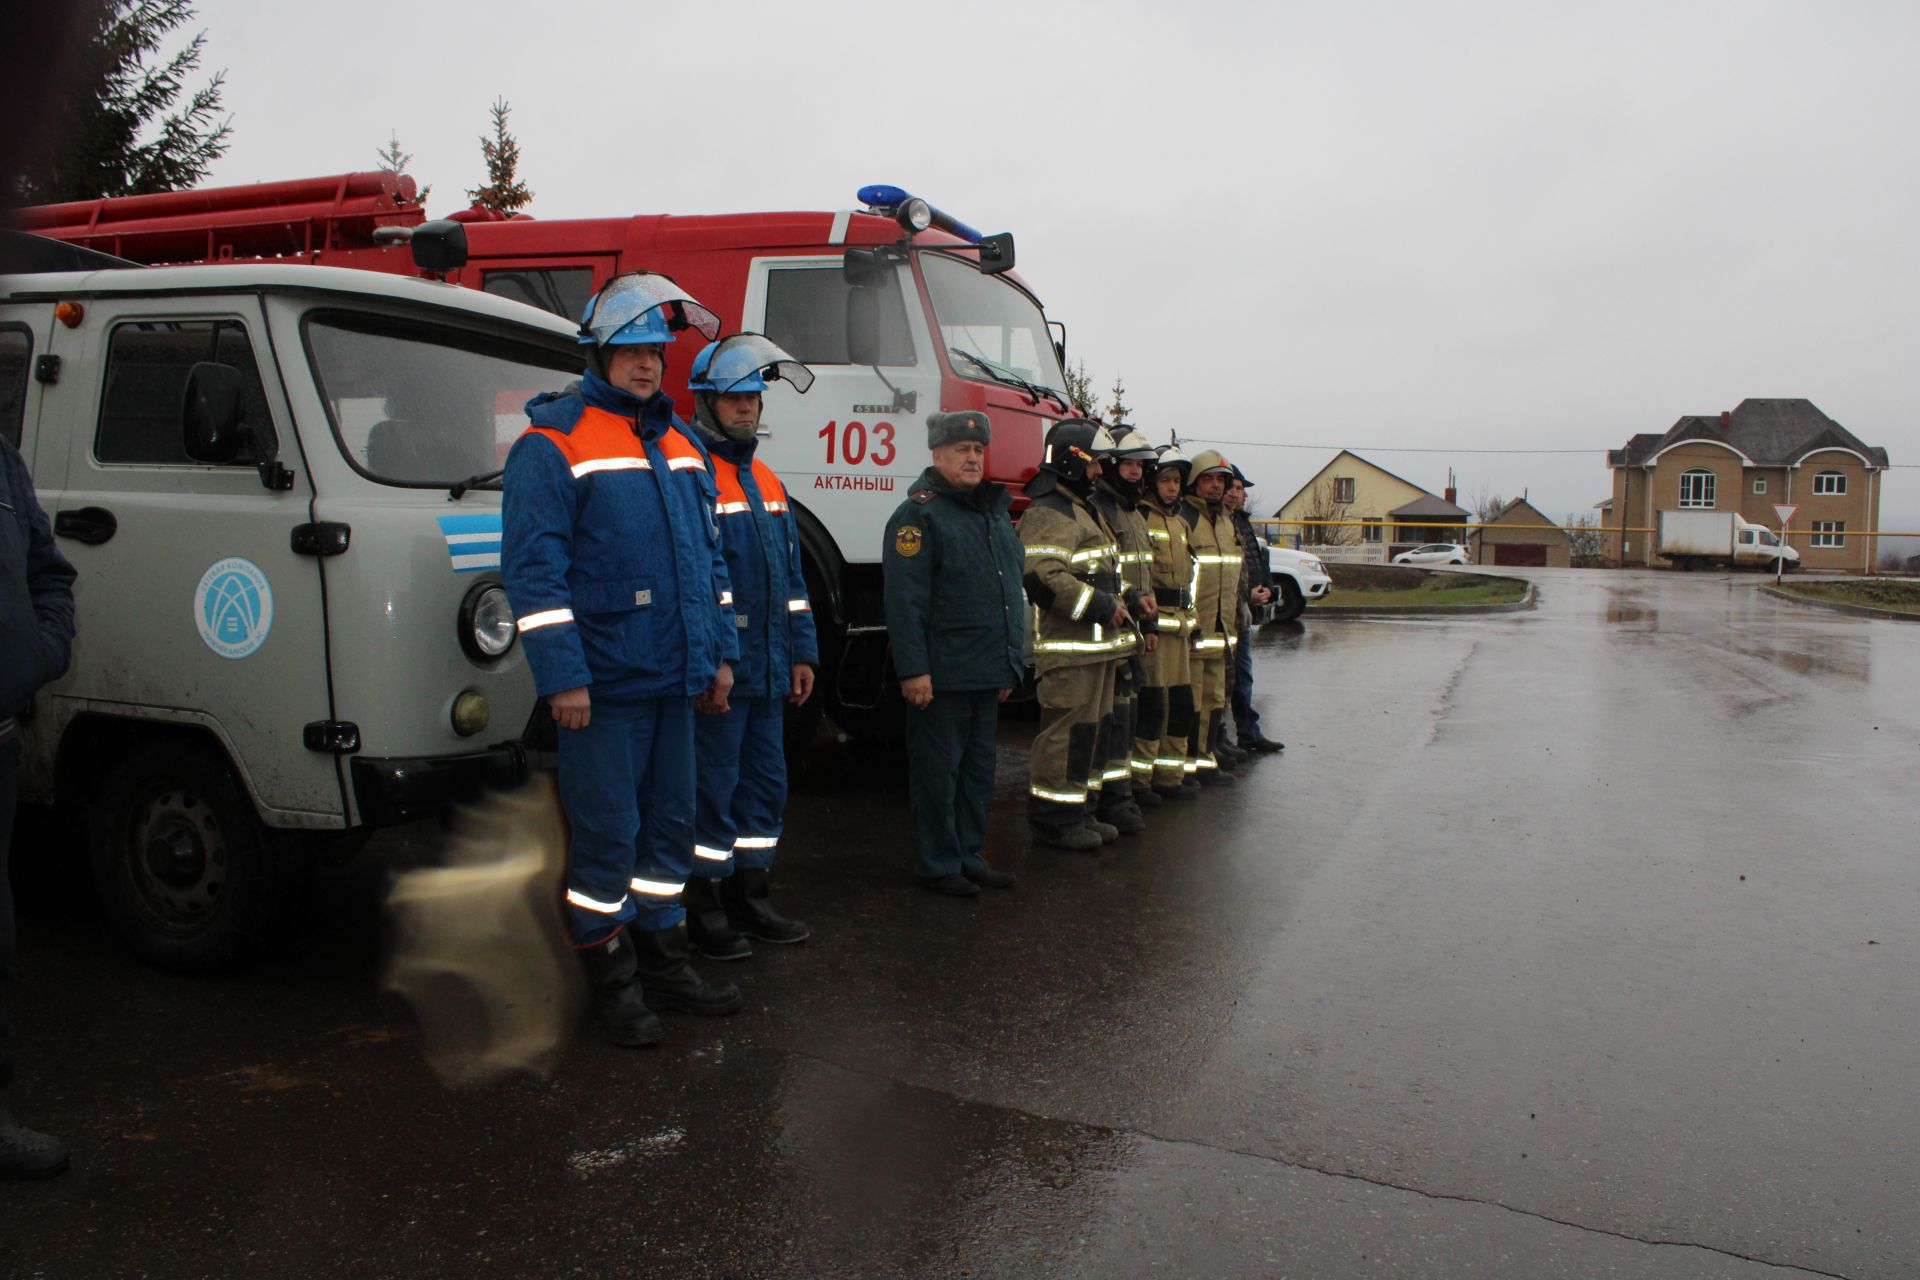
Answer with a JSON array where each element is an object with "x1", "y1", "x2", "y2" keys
[{"x1": 1178, "y1": 437, "x2": 1920, "y2": 466}]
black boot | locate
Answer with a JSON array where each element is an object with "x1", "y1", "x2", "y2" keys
[
  {"x1": 631, "y1": 926, "x2": 743, "y2": 1016},
  {"x1": 575, "y1": 931, "x2": 664, "y2": 1048},
  {"x1": 682, "y1": 877, "x2": 752, "y2": 961},
  {"x1": 720, "y1": 867, "x2": 812, "y2": 944}
]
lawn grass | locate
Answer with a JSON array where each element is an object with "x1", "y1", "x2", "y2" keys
[
  {"x1": 1315, "y1": 564, "x2": 1530, "y2": 609},
  {"x1": 1774, "y1": 579, "x2": 1920, "y2": 615}
]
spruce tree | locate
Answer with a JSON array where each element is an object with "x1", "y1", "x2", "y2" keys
[{"x1": 466, "y1": 99, "x2": 532, "y2": 215}]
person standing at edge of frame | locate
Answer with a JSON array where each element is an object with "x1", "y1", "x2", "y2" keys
[
  {"x1": 502, "y1": 272, "x2": 742, "y2": 1048},
  {"x1": 1, "y1": 431, "x2": 76, "y2": 1179},
  {"x1": 881, "y1": 411, "x2": 1025, "y2": 899},
  {"x1": 679, "y1": 334, "x2": 820, "y2": 960},
  {"x1": 1224, "y1": 469, "x2": 1283, "y2": 754}
]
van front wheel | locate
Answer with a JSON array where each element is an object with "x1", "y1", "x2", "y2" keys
[{"x1": 89, "y1": 744, "x2": 307, "y2": 973}]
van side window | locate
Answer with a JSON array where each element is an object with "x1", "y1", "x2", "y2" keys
[
  {"x1": 481, "y1": 268, "x2": 596, "y2": 322},
  {"x1": 0, "y1": 326, "x2": 30, "y2": 448},
  {"x1": 96, "y1": 320, "x2": 276, "y2": 465},
  {"x1": 765, "y1": 268, "x2": 915, "y2": 366}
]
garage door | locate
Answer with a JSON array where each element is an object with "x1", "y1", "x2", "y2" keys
[{"x1": 1493, "y1": 544, "x2": 1548, "y2": 567}]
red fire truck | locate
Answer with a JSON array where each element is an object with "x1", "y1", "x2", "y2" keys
[{"x1": 20, "y1": 173, "x2": 1076, "y2": 738}]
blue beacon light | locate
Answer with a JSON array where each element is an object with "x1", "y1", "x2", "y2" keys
[{"x1": 856, "y1": 184, "x2": 984, "y2": 245}]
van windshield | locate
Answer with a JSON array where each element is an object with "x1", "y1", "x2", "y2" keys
[
  {"x1": 305, "y1": 310, "x2": 579, "y2": 487},
  {"x1": 921, "y1": 253, "x2": 1067, "y2": 397}
]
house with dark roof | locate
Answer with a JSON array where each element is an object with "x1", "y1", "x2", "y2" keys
[
  {"x1": 1605, "y1": 400, "x2": 1889, "y2": 572},
  {"x1": 1468, "y1": 496, "x2": 1574, "y2": 568},
  {"x1": 1273, "y1": 451, "x2": 1469, "y2": 556}
]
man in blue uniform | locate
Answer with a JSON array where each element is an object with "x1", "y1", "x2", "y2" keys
[
  {"x1": 680, "y1": 334, "x2": 820, "y2": 959},
  {"x1": 2, "y1": 434, "x2": 75, "y2": 1177},
  {"x1": 882, "y1": 412, "x2": 1025, "y2": 897},
  {"x1": 503, "y1": 272, "x2": 741, "y2": 1046}
]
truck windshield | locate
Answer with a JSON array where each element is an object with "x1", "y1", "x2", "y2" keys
[
  {"x1": 921, "y1": 253, "x2": 1068, "y2": 398},
  {"x1": 305, "y1": 311, "x2": 579, "y2": 487},
  {"x1": 1757, "y1": 528, "x2": 1780, "y2": 547}
]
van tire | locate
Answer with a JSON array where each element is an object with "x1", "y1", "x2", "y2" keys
[
  {"x1": 88, "y1": 744, "x2": 308, "y2": 973},
  {"x1": 1269, "y1": 579, "x2": 1307, "y2": 623}
]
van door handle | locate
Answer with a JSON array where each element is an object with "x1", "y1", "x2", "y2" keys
[{"x1": 55, "y1": 507, "x2": 118, "y2": 545}]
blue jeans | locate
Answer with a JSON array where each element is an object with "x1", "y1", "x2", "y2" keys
[{"x1": 1230, "y1": 631, "x2": 1262, "y2": 743}]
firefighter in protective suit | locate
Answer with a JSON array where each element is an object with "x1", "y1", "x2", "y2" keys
[
  {"x1": 1139, "y1": 445, "x2": 1200, "y2": 799},
  {"x1": 1090, "y1": 426, "x2": 1159, "y2": 827},
  {"x1": 681, "y1": 334, "x2": 820, "y2": 961},
  {"x1": 1183, "y1": 449, "x2": 1244, "y2": 785},
  {"x1": 503, "y1": 272, "x2": 741, "y2": 1048},
  {"x1": 1020, "y1": 419, "x2": 1135, "y2": 850}
]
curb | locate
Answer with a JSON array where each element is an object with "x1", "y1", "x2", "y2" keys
[
  {"x1": 1760, "y1": 585, "x2": 1920, "y2": 622},
  {"x1": 1308, "y1": 581, "x2": 1536, "y2": 618}
]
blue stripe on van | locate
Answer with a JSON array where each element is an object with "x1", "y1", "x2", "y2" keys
[{"x1": 437, "y1": 513, "x2": 502, "y2": 573}]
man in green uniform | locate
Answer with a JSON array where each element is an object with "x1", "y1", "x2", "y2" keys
[{"x1": 882, "y1": 412, "x2": 1026, "y2": 898}]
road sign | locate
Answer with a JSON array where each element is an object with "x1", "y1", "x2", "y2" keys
[{"x1": 1773, "y1": 503, "x2": 1799, "y2": 526}]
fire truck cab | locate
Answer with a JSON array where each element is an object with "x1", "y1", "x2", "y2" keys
[{"x1": 20, "y1": 175, "x2": 1076, "y2": 739}]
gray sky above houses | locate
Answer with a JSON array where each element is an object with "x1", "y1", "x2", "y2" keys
[{"x1": 188, "y1": 0, "x2": 1918, "y2": 534}]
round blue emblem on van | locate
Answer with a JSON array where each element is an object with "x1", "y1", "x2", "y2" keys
[{"x1": 194, "y1": 557, "x2": 274, "y2": 659}]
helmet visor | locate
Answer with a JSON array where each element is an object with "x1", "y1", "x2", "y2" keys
[
  {"x1": 703, "y1": 333, "x2": 816, "y2": 395},
  {"x1": 581, "y1": 273, "x2": 722, "y2": 347}
]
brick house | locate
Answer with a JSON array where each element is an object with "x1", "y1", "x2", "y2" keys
[
  {"x1": 1605, "y1": 400, "x2": 1889, "y2": 572},
  {"x1": 1469, "y1": 496, "x2": 1573, "y2": 568}
]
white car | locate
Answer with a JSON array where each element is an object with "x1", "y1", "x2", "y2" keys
[
  {"x1": 1261, "y1": 542, "x2": 1332, "y2": 622},
  {"x1": 1392, "y1": 543, "x2": 1470, "y2": 566}
]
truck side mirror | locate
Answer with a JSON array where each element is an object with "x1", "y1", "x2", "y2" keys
[
  {"x1": 181, "y1": 361, "x2": 246, "y2": 464},
  {"x1": 411, "y1": 219, "x2": 470, "y2": 275},
  {"x1": 843, "y1": 246, "x2": 889, "y2": 290},
  {"x1": 976, "y1": 232, "x2": 1016, "y2": 275},
  {"x1": 846, "y1": 286, "x2": 881, "y2": 368}
]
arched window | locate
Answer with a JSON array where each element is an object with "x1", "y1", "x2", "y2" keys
[
  {"x1": 1677, "y1": 469, "x2": 1716, "y2": 508},
  {"x1": 1812, "y1": 470, "x2": 1847, "y2": 496}
]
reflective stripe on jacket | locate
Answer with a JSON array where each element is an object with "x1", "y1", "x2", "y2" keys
[
  {"x1": 503, "y1": 374, "x2": 738, "y2": 703},
  {"x1": 1183, "y1": 494, "x2": 1242, "y2": 651},
  {"x1": 707, "y1": 438, "x2": 819, "y2": 701},
  {"x1": 1020, "y1": 471, "x2": 1136, "y2": 671},
  {"x1": 1141, "y1": 493, "x2": 1196, "y2": 638}
]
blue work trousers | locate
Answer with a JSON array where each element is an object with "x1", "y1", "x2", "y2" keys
[
  {"x1": 557, "y1": 697, "x2": 696, "y2": 942},
  {"x1": 693, "y1": 695, "x2": 789, "y2": 876},
  {"x1": 1230, "y1": 628, "x2": 1263, "y2": 743}
]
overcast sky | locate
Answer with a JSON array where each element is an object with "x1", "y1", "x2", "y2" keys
[{"x1": 184, "y1": 0, "x2": 1918, "y2": 533}]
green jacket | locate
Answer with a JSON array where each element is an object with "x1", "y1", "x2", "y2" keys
[{"x1": 883, "y1": 466, "x2": 1026, "y2": 692}]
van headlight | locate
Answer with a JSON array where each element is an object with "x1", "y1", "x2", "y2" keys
[{"x1": 460, "y1": 581, "x2": 516, "y2": 661}]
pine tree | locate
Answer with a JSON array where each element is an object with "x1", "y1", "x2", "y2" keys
[
  {"x1": 374, "y1": 130, "x2": 430, "y2": 205},
  {"x1": 1106, "y1": 377, "x2": 1132, "y2": 425},
  {"x1": 466, "y1": 98, "x2": 533, "y2": 215},
  {"x1": 1063, "y1": 360, "x2": 1100, "y2": 418},
  {"x1": 14, "y1": 1, "x2": 233, "y2": 204}
]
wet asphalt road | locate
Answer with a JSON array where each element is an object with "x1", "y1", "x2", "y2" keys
[{"x1": 4, "y1": 568, "x2": 1917, "y2": 1279}]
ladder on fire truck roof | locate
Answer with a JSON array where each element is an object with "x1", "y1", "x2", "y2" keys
[{"x1": 12, "y1": 172, "x2": 430, "y2": 265}]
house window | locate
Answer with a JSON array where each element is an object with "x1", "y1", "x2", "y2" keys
[
  {"x1": 1812, "y1": 471, "x2": 1847, "y2": 496},
  {"x1": 1361, "y1": 517, "x2": 1383, "y2": 543},
  {"x1": 1677, "y1": 468, "x2": 1715, "y2": 508},
  {"x1": 1332, "y1": 476, "x2": 1355, "y2": 504},
  {"x1": 1752, "y1": 477, "x2": 1767, "y2": 495},
  {"x1": 1811, "y1": 521, "x2": 1845, "y2": 547}
]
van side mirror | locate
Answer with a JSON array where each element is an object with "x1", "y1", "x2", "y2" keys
[
  {"x1": 181, "y1": 361, "x2": 246, "y2": 464},
  {"x1": 411, "y1": 219, "x2": 469, "y2": 275},
  {"x1": 846, "y1": 287, "x2": 881, "y2": 368},
  {"x1": 976, "y1": 232, "x2": 1015, "y2": 274}
]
